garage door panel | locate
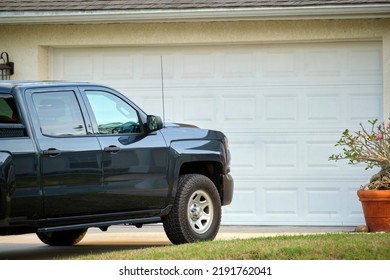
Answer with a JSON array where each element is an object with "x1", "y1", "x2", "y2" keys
[
  {"x1": 181, "y1": 52, "x2": 216, "y2": 79},
  {"x1": 349, "y1": 92, "x2": 382, "y2": 121},
  {"x1": 304, "y1": 49, "x2": 342, "y2": 77},
  {"x1": 182, "y1": 95, "x2": 216, "y2": 123},
  {"x1": 168, "y1": 85, "x2": 383, "y2": 132},
  {"x1": 262, "y1": 50, "x2": 299, "y2": 78},
  {"x1": 264, "y1": 141, "x2": 298, "y2": 169},
  {"x1": 347, "y1": 47, "x2": 382, "y2": 78},
  {"x1": 52, "y1": 42, "x2": 382, "y2": 85},
  {"x1": 223, "y1": 186, "x2": 258, "y2": 216},
  {"x1": 264, "y1": 187, "x2": 299, "y2": 216},
  {"x1": 306, "y1": 140, "x2": 339, "y2": 169},
  {"x1": 223, "y1": 95, "x2": 257, "y2": 122},
  {"x1": 223, "y1": 52, "x2": 257, "y2": 78},
  {"x1": 228, "y1": 139, "x2": 258, "y2": 174},
  {"x1": 305, "y1": 188, "x2": 343, "y2": 218},
  {"x1": 140, "y1": 54, "x2": 168, "y2": 79},
  {"x1": 306, "y1": 94, "x2": 340, "y2": 121},
  {"x1": 228, "y1": 132, "x2": 373, "y2": 179},
  {"x1": 227, "y1": 178, "x2": 365, "y2": 225},
  {"x1": 101, "y1": 54, "x2": 134, "y2": 80},
  {"x1": 51, "y1": 41, "x2": 382, "y2": 226},
  {"x1": 264, "y1": 94, "x2": 298, "y2": 121},
  {"x1": 55, "y1": 53, "x2": 94, "y2": 80},
  {"x1": 160, "y1": 85, "x2": 383, "y2": 131}
]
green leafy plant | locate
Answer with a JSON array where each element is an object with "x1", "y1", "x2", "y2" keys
[{"x1": 329, "y1": 117, "x2": 390, "y2": 190}]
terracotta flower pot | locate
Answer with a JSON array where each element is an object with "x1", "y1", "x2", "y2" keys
[{"x1": 357, "y1": 189, "x2": 390, "y2": 232}]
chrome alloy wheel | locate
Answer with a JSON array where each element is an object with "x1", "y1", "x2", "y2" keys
[{"x1": 187, "y1": 190, "x2": 214, "y2": 234}]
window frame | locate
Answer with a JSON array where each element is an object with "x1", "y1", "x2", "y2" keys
[
  {"x1": 82, "y1": 89, "x2": 144, "y2": 136},
  {"x1": 30, "y1": 90, "x2": 89, "y2": 138}
]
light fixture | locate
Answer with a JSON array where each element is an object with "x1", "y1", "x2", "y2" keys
[{"x1": 0, "y1": 52, "x2": 14, "y2": 80}]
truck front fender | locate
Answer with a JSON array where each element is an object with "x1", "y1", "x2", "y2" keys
[{"x1": 165, "y1": 139, "x2": 227, "y2": 205}]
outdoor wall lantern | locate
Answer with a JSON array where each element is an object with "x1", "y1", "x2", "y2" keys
[{"x1": 0, "y1": 52, "x2": 14, "y2": 80}]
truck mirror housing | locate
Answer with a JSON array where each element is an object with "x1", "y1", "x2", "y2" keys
[{"x1": 147, "y1": 115, "x2": 163, "y2": 132}]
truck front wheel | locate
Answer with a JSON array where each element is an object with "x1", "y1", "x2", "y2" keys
[
  {"x1": 163, "y1": 174, "x2": 221, "y2": 244},
  {"x1": 36, "y1": 228, "x2": 88, "y2": 246}
]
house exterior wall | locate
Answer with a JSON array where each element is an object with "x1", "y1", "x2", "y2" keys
[
  {"x1": 1, "y1": 19, "x2": 390, "y2": 118},
  {"x1": 1, "y1": 18, "x2": 389, "y2": 226}
]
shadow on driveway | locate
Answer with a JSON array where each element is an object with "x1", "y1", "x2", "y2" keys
[{"x1": 0, "y1": 226, "x2": 171, "y2": 260}]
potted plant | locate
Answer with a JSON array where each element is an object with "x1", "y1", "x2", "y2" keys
[{"x1": 329, "y1": 116, "x2": 390, "y2": 232}]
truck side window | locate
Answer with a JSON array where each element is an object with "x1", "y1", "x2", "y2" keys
[
  {"x1": 85, "y1": 90, "x2": 141, "y2": 134},
  {"x1": 32, "y1": 91, "x2": 87, "y2": 136},
  {"x1": 0, "y1": 94, "x2": 20, "y2": 124},
  {"x1": 0, "y1": 94, "x2": 26, "y2": 138}
]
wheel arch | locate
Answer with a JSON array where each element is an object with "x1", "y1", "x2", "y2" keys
[
  {"x1": 166, "y1": 139, "x2": 228, "y2": 207},
  {"x1": 178, "y1": 160, "x2": 224, "y2": 205}
]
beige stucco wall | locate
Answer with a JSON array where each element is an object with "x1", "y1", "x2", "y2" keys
[{"x1": 1, "y1": 19, "x2": 390, "y2": 117}]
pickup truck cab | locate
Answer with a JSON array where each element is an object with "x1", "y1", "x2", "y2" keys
[{"x1": 0, "y1": 81, "x2": 233, "y2": 245}]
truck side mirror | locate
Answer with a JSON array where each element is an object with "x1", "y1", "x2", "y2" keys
[{"x1": 146, "y1": 115, "x2": 163, "y2": 132}]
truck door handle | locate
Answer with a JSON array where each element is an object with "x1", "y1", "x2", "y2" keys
[
  {"x1": 104, "y1": 145, "x2": 121, "y2": 154},
  {"x1": 43, "y1": 148, "x2": 61, "y2": 157}
]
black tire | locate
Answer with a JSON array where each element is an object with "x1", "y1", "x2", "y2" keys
[
  {"x1": 36, "y1": 228, "x2": 88, "y2": 246},
  {"x1": 162, "y1": 174, "x2": 221, "y2": 244}
]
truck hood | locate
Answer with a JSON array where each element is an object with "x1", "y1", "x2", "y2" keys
[
  {"x1": 164, "y1": 122, "x2": 198, "y2": 128},
  {"x1": 159, "y1": 122, "x2": 227, "y2": 146}
]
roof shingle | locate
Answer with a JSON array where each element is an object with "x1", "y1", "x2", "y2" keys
[{"x1": 1, "y1": 0, "x2": 390, "y2": 12}]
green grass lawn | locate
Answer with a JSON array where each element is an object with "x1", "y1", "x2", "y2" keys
[{"x1": 73, "y1": 232, "x2": 390, "y2": 260}]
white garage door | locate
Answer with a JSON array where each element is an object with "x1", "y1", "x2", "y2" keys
[{"x1": 51, "y1": 41, "x2": 383, "y2": 226}]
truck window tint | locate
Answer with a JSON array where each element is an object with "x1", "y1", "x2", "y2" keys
[
  {"x1": 0, "y1": 95, "x2": 20, "y2": 123},
  {"x1": 85, "y1": 91, "x2": 141, "y2": 134},
  {"x1": 32, "y1": 91, "x2": 87, "y2": 136}
]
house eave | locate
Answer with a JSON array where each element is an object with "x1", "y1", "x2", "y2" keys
[{"x1": 1, "y1": 5, "x2": 390, "y2": 24}]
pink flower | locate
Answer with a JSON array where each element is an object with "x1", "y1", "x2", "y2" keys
[{"x1": 375, "y1": 133, "x2": 383, "y2": 140}]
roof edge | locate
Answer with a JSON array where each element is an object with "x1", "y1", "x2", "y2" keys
[{"x1": 1, "y1": 5, "x2": 390, "y2": 24}]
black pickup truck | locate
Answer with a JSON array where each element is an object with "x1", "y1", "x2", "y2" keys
[{"x1": 0, "y1": 81, "x2": 233, "y2": 246}]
